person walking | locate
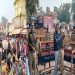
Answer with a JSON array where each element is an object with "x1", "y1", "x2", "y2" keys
[
  {"x1": 28, "y1": 22, "x2": 38, "y2": 75},
  {"x1": 2, "y1": 37, "x2": 9, "y2": 60},
  {"x1": 54, "y1": 24, "x2": 60, "y2": 75},
  {"x1": 59, "y1": 26, "x2": 65, "y2": 75},
  {"x1": 6, "y1": 38, "x2": 11, "y2": 54},
  {"x1": 26, "y1": 57, "x2": 30, "y2": 75},
  {"x1": 12, "y1": 42, "x2": 16, "y2": 54},
  {"x1": 16, "y1": 38, "x2": 20, "y2": 59}
]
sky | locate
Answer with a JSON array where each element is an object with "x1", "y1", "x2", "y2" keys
[
  {"x1": 0, "y1": 0, "x2": 72, "y2": 22},
  {"x1": 40, "y1": 0, "x2": 72, "y2": 11}
]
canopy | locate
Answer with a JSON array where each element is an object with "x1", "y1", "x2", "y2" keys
[
  {"x1": 9, "y1": 32, "x2": 12, "y2": 35},
  {"x1": 11, "y1": 29, "x2": 21, "y2": 34}
]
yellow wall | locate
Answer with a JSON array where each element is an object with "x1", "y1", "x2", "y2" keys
[
  {"x1": 14, "y1": 0, "x2": 26, "y2": 28},
  {"x1": 0, "y1": 25, "x2": 4, "y2": 33}
]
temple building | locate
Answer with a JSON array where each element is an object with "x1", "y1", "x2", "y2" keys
[{"x1": 14, "y1": 0, "x2": 26, "y2": 29}]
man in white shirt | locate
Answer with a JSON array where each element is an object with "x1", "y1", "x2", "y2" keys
[
  {"x1": 11, "y1": 38, "x2": 15, "y2": 43},
  {"x1": 2, "y1": 38, "x2": 8, "y2": 50},
  {"x1": 2, "y1": 38, "x2": 9, "y2": 60}
]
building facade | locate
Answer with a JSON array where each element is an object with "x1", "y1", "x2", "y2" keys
[
  {"x1": 0, "y1": 24, "x2": 5, "y2": 39},
  {"x1": 0, "y1": 24, "x2": 4, "y2": 33},
  {"x1": 14, "y1": 0, "x2": 26, "y2": 29}
]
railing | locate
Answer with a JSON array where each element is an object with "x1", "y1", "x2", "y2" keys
[{"x1": 64, "y1": 34, "x2": 75, "y2": 43}]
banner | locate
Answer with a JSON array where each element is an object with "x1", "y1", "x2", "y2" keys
[{"x1": 43, "y1": 16, "x2": 53, "y2": 32}]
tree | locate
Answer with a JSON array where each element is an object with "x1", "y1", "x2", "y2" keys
[
  {"x1": 26, "y1": 0, "x2": 39, "y2": 16},
  {"x1": 72, "y1": 0, "x2": 75, "y2": 22},
  {"x1": 72, "y1": 0, "x2": 75, "y2": 13},
  {"x1": 58, "y1": 3, "x2": 70, "y2": 23},
  {"x1": 1, "y1": 16, "x2": 8, "y2": 28},
  {"x1": 54, "y1": 6, "x2": 59, "y2": 13}
]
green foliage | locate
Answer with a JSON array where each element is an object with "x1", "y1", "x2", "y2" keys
[
  {"x1": 73, "y1": 14, "x2": 75, "y2": 21},
  {"x1": 72, "y1": 0, "x2": 75, "y2": 13},
  {"x1": 58, "y1": 3, "x2": 70, "y2": 23},
  {"x1": 72, "y1": 0, "x2": 75, "y2": 20},
  {"x1": 26, "y1": 0, "x2": 39, "y2": 16},
  {"x1": 54, "y1": 6, "x2": 59, "y2": 13},
  {"x1": 1, "y1": 16, "x2": 8, "y2": 27}
]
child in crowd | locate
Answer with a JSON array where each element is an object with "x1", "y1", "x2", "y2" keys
[{"x1": 1, "y1": 60, "x2": 7, "y2": 75}]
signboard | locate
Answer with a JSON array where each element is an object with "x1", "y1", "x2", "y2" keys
[{"x1": 43, "y1": 16, "x2": 53, "y2": 32}]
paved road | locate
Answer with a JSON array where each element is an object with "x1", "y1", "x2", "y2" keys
[
  {"x1": 38, "y1": 61, "x2": 72, "y2": 75},
  {"x1": 39, "y1": 71, "x2": 71, "y2": 75}
]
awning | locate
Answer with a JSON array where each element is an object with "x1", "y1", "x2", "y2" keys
[
  {"x1": 9, "y1": 32, "x2": 12, "y2": 35},
  {"x1": 21, "y1": 29, "x2": 27, "y2": 34},
  {"x1": 11, "y1": 29, "x2": 21, "y2": 34}
]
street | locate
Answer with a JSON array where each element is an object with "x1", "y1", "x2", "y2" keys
[
  {"x1": 38, "y1": 61, "x2": 72, "y2": 75},
  {"x1": 0, "y1": 0, "x2": 75, "y2": 75}
]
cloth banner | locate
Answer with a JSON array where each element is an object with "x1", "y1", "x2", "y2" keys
[{"x1": 43, "y1": 16, "x2": 53, "y2": 32}]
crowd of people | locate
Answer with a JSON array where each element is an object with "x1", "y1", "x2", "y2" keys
[{"x1": 0, "y1": 35, "x2": 27, "y2": 75}]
